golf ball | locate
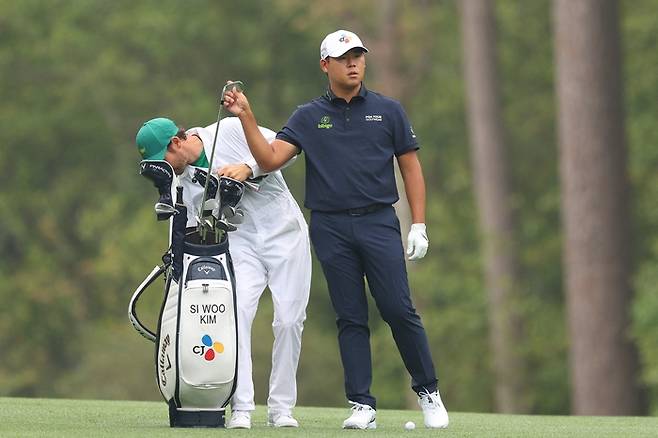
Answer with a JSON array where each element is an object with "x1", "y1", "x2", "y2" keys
[{"x1": 404, "y1": 421, "x2": 416, "y2": 430}]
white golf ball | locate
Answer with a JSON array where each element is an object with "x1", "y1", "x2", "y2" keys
[{"x1": 404, "y1": 421, "x2": 416, "y2": 430}]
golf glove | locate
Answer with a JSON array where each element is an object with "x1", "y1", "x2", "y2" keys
[{"x1": 407, "y1": 223, "x2": 429, "y2": 261}]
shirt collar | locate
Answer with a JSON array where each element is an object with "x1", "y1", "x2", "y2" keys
[
  {"x1": 324, "y1": 83, "x2": 368, "y2": 102},
  {"x1": 186, "y1": 127, "x2": 212, "y2": 163}
]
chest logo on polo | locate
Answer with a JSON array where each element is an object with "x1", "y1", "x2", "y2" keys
[
  {"x1": 365, "y1": 114, "x2": 383, "y2": 122},
  {"x1": 317, "y1": 115, "x2": 333, "y2": 129}
]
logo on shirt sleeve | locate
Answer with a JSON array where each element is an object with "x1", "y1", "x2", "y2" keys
[
  {"x1": 410, "y1": 125, "x2": 417, "y2": 139},
  {"x1": 317, "y1": 115, "x2": 333, "y2": 129}
]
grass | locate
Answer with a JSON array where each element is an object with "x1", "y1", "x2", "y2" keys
[{"x1": 0, "y1": 397, "x2": 656, "y2": 437}]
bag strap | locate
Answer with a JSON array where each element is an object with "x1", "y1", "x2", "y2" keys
[{"x1": 128, "y1": 263, "x2": 167, "y2": 342}]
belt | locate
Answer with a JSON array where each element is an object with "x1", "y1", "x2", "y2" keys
[{"x1": 331, "y1": 204, "x2": 389, "y2": 217}]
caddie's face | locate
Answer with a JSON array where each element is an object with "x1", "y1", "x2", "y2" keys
[
  {"x1": 322, "y1": 48, "x2": 366, "y2": 88},
  {"x1": 164, "y1": 137, "x2": 189, "y2": 175}
]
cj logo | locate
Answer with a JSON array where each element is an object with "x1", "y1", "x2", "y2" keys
[
  {"x1": 193, "y1": 334, "x2": 224, "y2": 361},
  {"x1": 339, "y1": 33, "x2": 352, "y2": 44}
]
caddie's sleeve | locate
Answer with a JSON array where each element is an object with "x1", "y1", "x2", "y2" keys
[
  {"x1": 243, "y1": 125, "x2": 278, "y2": 177},
  {"x1": 392, "y1": 101, "x2": 419, "y2": 156},
  {"x1": 224, "y1": 118, "x2": 277, "y2": 178},
  {"x1": 276, "y1": 107, "x2": 304, "y2": 153}
]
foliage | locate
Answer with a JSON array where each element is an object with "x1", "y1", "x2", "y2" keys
[{"x1": 625, "y1": 0, "x2": 658, "y2": 415}]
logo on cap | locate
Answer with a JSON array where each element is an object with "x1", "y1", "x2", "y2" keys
[{"x1": 339, "y1": 34, "x2": 352, "y2": 44}]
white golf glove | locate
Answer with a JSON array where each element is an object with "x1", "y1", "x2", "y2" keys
[{"x1": 407, "y1": 223, "x2": 429, "y2": 261}]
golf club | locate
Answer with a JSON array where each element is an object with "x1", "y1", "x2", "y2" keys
[{"x1": 198, "y1": 80, "x2": 244, "y2": 243}]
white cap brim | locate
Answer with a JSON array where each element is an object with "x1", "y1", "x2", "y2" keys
[{"x1": 323, "y1": 44, "x2": 368, "y2": 59}]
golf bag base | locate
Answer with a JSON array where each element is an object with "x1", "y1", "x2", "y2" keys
[
  {"x1": 130, "y1": 230, "x2": 238, "y2": 428},
  {"x1": 155, "y1": 232, "x2": 238, "y2": 428},
  {"x1": 168, "y1": 400, "x2": 225, "y2": 428}
]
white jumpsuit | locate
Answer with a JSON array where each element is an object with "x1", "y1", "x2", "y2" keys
[{"x1": 177, "y1": 117, "x2": 311, "y2": 416}]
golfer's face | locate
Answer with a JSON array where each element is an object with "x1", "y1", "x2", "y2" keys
[{"x1": 326, "y1": 48, "x2": 366, "y2": 87}]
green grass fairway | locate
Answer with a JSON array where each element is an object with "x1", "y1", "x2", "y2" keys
[{"x1": 1, "y1": 397, "x2": 655, "y2": 437}]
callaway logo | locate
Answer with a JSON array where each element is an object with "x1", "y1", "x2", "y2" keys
[
  {"x1": 197, "y1": 264, "x2": 216, "y2": 275},
  {"x1": 365, "y1": 115, "x2": 383, "y2": 122},
  {"x1": 318, "y1": 115, "x2": 333, "y2": 129},
  {"x1": 159, "y1": 334, "x2": 172, "y2": 386},
  {"x1": 193, "y1": 334, "x2": 225, "y2": 361},
  {"x1": 410, "y1": 125, "x2": 417, "y2": 139}
]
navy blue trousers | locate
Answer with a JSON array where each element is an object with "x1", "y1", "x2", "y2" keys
[{"x1": 310, "y1": 206, "x2": 437, "y2": 409}]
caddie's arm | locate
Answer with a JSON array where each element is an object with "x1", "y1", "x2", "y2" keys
[
  {"x1": 397, "y1": 150, "x2": 429, "y2": 260},
  {"x1": 223, "y1": 86, "x2": 297, "y2": 172}
]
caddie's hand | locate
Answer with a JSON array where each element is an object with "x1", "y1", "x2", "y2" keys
[
  {"x1": 222, "y1": 80, "x2": 250, "y2": 117},
  {"x1": 217, "y1": 163, "x2": 253, "y2": 182},
  {"x1": 407, "y1": 223, "x2": 429, "y2": 261}
]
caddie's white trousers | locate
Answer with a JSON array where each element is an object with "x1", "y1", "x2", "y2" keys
[{"x1": 229, "y1": 193, "x2": 311, "y2": 415}]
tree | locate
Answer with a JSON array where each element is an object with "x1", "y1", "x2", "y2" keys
[
  {"x1": 553, "y1": 0, "x2": 644, "y2": 414},
  {"x1": 460, "y1": 0, "x2": 529, "y2": 413}
]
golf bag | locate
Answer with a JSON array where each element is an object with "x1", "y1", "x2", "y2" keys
[{"x1": 129, "y1": 160, "x2": 243, "y2": 428}]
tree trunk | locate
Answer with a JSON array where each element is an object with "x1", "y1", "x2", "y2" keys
[
  {"x1": 372, "y1": 0, "x2": 411, "y2": 241},
  {"x1": 460, "y1": 0, "x2": 529, "y2": 413},
  {"x1": 553, "y1": 0, "x2": 644, "y2": 415}
]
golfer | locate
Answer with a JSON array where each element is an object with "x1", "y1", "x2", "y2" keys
[
  {"x1": 135, "y1": 116, "x2": 311, "y2": 429},
  {"x1": 222, "y1": 30, "x2": 449, "y2": 429}
]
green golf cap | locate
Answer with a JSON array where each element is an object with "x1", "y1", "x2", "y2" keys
[{"x1": 135, "y1": 117, "x2": 178, "y2": 160}]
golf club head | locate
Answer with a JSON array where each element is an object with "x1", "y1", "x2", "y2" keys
[
  {"x1": 140, "y1": 160, "x2": 176, "y2": 220},
  {"x1": 215, "y1": 220, "x2": 237, "y2": 233},
  {"x1": 220, "y1": 81, "x2": 244, "y2": 104},
  {"x1": 155, "y1": 202, "x2": 178, "y2": 217},
  {"x1": 192, "y1": 167, "x2": 219, "y2": 199},
  {"x1": 220, "y1": 205, "x2": 236, "y2": 219},
  {"x1": 203, "y1": 199, "x2": 220, "y2": 215},
  {"x1": 219, "y1": 177, "x2": 245, "y2": 211},
  {"x1": 201, "y1": 218, "x2": 214, "y2": 232},
  {"x1": 228, "y1": 209, "x2": 244, "y2": 224}
]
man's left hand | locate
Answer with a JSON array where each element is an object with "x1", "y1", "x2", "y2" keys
[
  {"x1": 217, "y1": 163, "x2": 253, "y2": 182},
  {"x1": 407, "y1": 223, "x2": 429, "y2": 261}
]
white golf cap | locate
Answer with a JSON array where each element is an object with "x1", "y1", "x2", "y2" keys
[{"x1": 320, "y1": 30, "x2": 369, "y2": 60}]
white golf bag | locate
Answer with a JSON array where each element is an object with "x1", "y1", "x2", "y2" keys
[{"x1": 129, "y1": 160, "x2": 244, "y2": 427}]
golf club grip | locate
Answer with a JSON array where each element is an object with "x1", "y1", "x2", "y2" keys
[{"x1": 128, "y1": 265, "x2": 166, "y2": 342}]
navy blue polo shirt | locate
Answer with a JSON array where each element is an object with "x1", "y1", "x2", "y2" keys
[{"x1": 277, "y1": 85, "x2": 419, "y2": 211}]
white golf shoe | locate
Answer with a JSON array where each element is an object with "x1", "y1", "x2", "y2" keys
[
  {"x1": 227, "y1": 410, "x2": 251, "y2": 429},
  {"x1": 342, "y1": 401, "x2": 377, "y2": 429},
  {"x1": 267, "y1": 412, "x2": 299, "y2": 428},
  {"x1": 418, "y1": 389, "x2": 449, "y2": 428}
]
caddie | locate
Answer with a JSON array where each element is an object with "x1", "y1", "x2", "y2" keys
[
  {"x1": 222, "y1": 30, "x2": 449, "y2": 429},
  {"x1": 135, "y1": 116, "x2": 311, "y2": 429}
]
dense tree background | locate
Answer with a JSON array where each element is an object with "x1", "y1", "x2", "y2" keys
[{"x1": 1, "y1": 0, "x2": 657, "y2": 415}]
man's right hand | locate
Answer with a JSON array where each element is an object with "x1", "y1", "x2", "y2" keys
[{"x1": 223, "y1": 81, "x2": 250, "y2": 117}]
